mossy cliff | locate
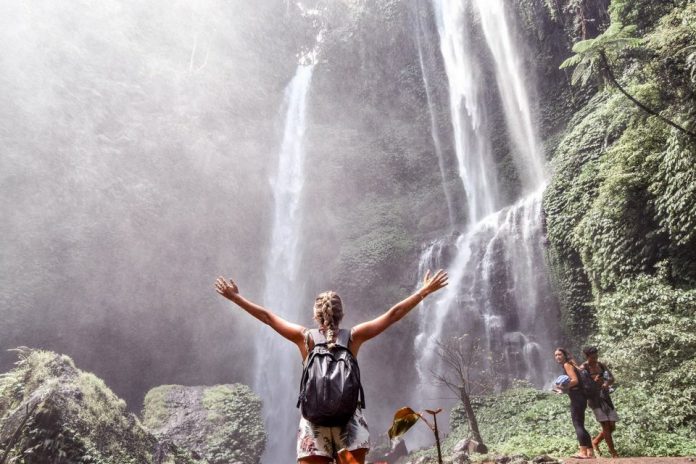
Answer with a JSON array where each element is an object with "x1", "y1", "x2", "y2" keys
[
  {"x1": 143, "y1": 384, "x2": 265, "y2": 464},
  {"x1": 0, "y1": 349, "x2": 264, "y2": 463}
]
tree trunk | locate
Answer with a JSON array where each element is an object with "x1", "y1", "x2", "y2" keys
[
  {"x1": 600, "y1": 52, "x2": 696, "y2": 139},
  {"x1": 459, "y1": 388, "x2": 485, "y2": 449}
]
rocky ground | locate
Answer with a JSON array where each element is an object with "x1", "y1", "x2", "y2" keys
[{"x1": 562, "y1": 458, "x2": 696, "y2": 464}]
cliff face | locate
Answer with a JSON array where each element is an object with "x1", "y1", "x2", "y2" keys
[{"x1": 542, "y1": 0, "x2": 696, "y2": 431}]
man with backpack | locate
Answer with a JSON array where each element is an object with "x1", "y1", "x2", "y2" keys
[
  {"x1": 215, "y1": 269, "x2": 448, "y2": 464},
  {"x1": 581, "y1": 346, "x2": 619, "y2": 458}
]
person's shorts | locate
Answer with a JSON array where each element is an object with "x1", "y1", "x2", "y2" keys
[
  {"x1": 296, "y1": 408, "x2": 370, "y2": 460},
  {"x1": 592, "y1": 406, "x2": 619, "y2": 422}
]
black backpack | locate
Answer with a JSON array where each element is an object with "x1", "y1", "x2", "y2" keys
[
  {"x1": 296, "y1": 328, "x2": 365, "y2": 427},
  {"x1": 577, "y1": 363, "x2": 602, "y2": 401}
]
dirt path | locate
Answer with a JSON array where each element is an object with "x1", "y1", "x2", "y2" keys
[{"x1": 562, "y1": 457, "x2": 695, "y2": 464}]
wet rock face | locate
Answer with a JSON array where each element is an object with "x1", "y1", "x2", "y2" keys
[
  {"x1": 0, "y1": 349, "x2": 193, "y2": 464},
  {"x1": 142, "y1": 384, "x2": 265, "y2": 464},
  {"x1": 0, "y1": 348, "x2": 264, "y2": 464}
]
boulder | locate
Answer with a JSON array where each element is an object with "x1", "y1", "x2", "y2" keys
[
  {"x1": 453, "y1": 437, "x2": 488, "y2": 455},
  {"x1": 453, "y1": 438, "x2": 470, "y2": 453},
  {"x1": 531, "y1": 455, "x2": 560, "y2": 464},
  {"x1": 449, "y1": 450, "x2": 470, "y2": 463},
  {"x1": 496, "y1": 454, "x2": 530, "y2": 464},
  {"x1": 0, "y1": 348, "x2": 195, "y2": 463},
  {"x1": 142, "y1": 383, "x2": 265, "y2": 464}
]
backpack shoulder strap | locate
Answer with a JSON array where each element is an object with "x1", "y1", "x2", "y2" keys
[
  {"x1": 335, "y1": 329, "x2": 351, "y2": 348},
  {"x1": 308, "y1": 328, "x2": 327, "y2": 345},
  {"x1": 303, "y1": 329, "x2": 312, "y2": 354}
]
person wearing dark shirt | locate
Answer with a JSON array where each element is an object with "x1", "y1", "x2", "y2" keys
[{"x1": 582, "y1": 346, "x2": 619, "y2": 458}]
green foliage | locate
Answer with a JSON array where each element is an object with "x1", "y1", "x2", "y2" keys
[
  {"x1": 609, "y1": 0, "x2": 686, "y2": 34},
  {"x1": 649, "y1": 134, "x2": 696, "y2": 282},
  {"x1": 573, "y1": 121, "x2": 667, "y2": 292},
  {"x1": 560, "y1": 21, "x2": 640, "y2": 87},
  {"x1": 594, "y1": 274, "x2": 696, "y2": 430},
  {"x1": 439, "y1": 384, "x2": 696, "y2": 458},
  {"x1": 543, "y1": 91, "x2": 631, "y2": 342},
  {"x1": 545, "y1": 1, "x2": 696, "y2": 345},
  {"x1": 559, "y1": 3, "x2": 696, "y2": 139}
]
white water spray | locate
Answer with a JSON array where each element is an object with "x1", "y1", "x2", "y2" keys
[
  {"x1": 255, "y1": 63, "x2": 314, "y2": 463},
  {"x1": 432, "y1": 0, "x2": 500, "y2": 222},
  {"x1": 473, "y1": 0, "x2": 546, "y2": 190}
]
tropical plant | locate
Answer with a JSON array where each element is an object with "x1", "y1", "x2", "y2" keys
[
  {"x1": 560, "y1": 22, "x2": 696, "y2": 138},
  {"x1": 388, "y1": 407, "x2": 445, "y2": 464}
]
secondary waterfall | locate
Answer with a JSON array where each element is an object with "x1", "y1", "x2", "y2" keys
[
  {"x1": 255, "y1": 64, "x2": 314, "y2": 463},
  {"x1": 413, "y1": 0, "x2": 559, "y2": 423},
  {"x1": 474, "y1": 0, "x2": 545, "y2": 189},
  {"x1": 431, "y1": 0, "x2": 500, "y2": 222}
]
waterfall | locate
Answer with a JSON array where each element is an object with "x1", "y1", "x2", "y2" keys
[
  {"x1": 431, "y1": 0, "x2": 500, "y2": 222},
  {"x1": 473, "y1": 0, "x2": 546, "y2": 190},
  {"x1": 255, "y1": 64, "x2": 314, "y2": 463},
  {"x1": 413, "y1": 0, "x2": 459, "y2": 228},
  {"x1": 413, "y1": 0, "x2": 559, "y2": 426}
]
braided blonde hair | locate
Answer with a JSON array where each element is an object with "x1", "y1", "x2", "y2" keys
[{"x1": 313, "y1": 291, "x2": 344, "y2": 349}]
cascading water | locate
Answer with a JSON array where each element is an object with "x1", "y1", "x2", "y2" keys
[
  {"x1": 255, "y1": 63, "x2": 314, "y2": 463},
  {"x1": 431, "y1": 0, "x2": 500, "y2": 222},
  {"x1": 413, "y1": 0, "x2": 559, "y2": 427},
  {"x1": 473, "y1": 0, "x2": 545, "y2": 189},
  {"x1": 414, "y1": 0, "x2": 459, "y2": 229}
]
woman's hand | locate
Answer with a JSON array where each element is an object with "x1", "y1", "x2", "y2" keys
[
  {"x1": 214, "y1": 276, "x2": 306, "y2": 350},
  {"x1": 215, "y1": 277, "x2": 240, "y2": 301},
  {"x1": 418, "y1": 269, "x2": 449, "y2": 299},
  {"x1": 350, "y1": 268, "x2": 449, "y2": 353}
]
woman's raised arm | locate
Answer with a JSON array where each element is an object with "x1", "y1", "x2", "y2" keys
[
  {"x1": 215, "y1": 277, "x2": 306, "y2": 347},
  {"x1": 350, "y1": 270, "x2": 448, "y2": 353}
]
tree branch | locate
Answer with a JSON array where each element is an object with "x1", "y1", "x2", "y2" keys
[{"x1": 600, "y1": 51, "x2": 696, "y2": 139}]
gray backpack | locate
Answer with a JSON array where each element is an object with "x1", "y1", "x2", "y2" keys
[{"x1": 296, "y1": 328, "x2": 365, "y2": 426}]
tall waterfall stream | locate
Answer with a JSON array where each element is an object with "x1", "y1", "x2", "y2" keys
[{"x1": 255, "y1": 64, "x2": 314, "y2": 463}]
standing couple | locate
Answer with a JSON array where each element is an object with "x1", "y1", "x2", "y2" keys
[{"x1": 554, "y1": 346, "x2": 620, "y2": 459}]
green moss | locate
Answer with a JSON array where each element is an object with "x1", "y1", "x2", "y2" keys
[
  {"x1": 142, "y1": 385, "x2": 176, "y2": 430},
  {"x1": 201, "y1": 384, "x2": 265, "y2": 464},
  {"x1": 0, "y1": 349, "x2": 198, "y2": 464}
]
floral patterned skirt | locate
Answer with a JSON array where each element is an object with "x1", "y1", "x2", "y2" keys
[{"x1": 297, "y1": 408, "x2": 370, "y2": 460}]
